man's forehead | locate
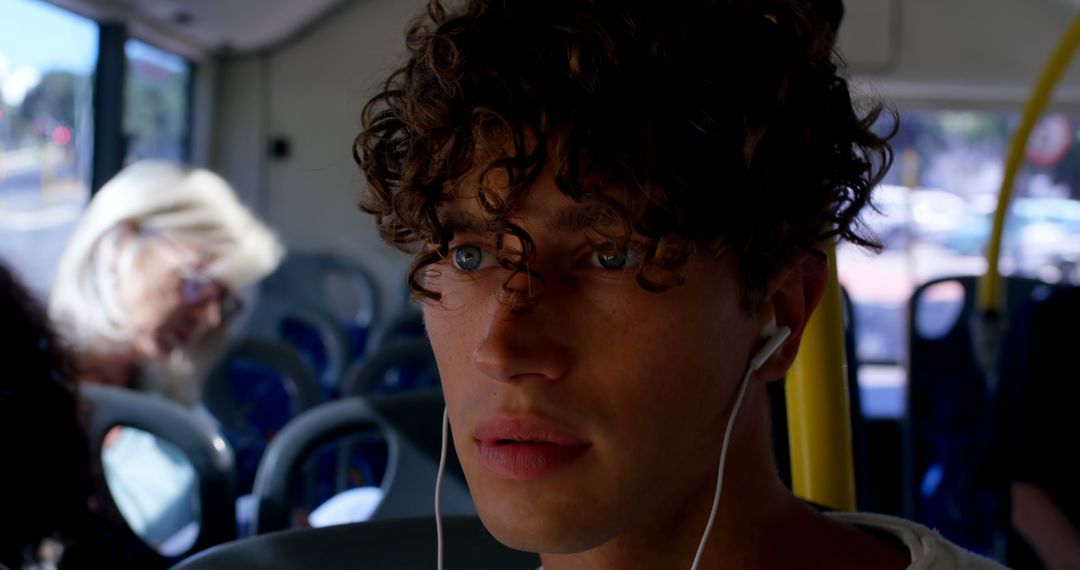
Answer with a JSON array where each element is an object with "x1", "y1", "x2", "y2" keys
[
  {"x1": 437, "y1": 198, "x2": 618, "y2": 235},
  {"x1": 438, "y1": 156, "x2": 631, "y2": 234}
]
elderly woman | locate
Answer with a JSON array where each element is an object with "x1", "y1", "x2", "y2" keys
[
  {"x1": 49, "y1": 161, "x2": 283, "y2": 554},
  {"x1": 50, "y1": 160, "x2": 283, "y2": 404}
]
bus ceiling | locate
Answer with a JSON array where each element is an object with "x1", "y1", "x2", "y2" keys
[{"x1": 40, "y1": 0, "x2": 348, "y2": 60}]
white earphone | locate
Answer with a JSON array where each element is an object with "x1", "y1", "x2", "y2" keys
[
  {"x1": 689, "y1": 321, "x2": 790, "y2": 570},
  {"x1": 751, "y1": 320, "x2": 792, "y2": 372}
]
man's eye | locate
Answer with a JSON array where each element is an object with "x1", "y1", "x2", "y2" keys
[
  {"x1": 452, "y1": 245, "x2": 488, "y2": 271},
  {"x1": 591, "y1": 246, "x2": 641, "y2": 270}
]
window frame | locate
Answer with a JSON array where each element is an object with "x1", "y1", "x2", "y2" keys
[{"x1": 90, "y1": 22, "x2": 196, "y2": 193}]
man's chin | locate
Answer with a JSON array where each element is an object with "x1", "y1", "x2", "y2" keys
[{"x1": 474, "y1": 500, "x2": 613, "y2": 555}]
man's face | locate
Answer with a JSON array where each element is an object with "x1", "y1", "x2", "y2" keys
[{"x1": 423, "y1": 167, "x2": 764, "y2": 554}]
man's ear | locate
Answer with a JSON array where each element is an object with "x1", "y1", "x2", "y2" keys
[{"x1": 753, "y1": 250, "x2": 829, "y2": 381}]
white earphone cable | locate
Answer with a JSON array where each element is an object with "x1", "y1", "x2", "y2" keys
[
  {"x1": 689, "y1": 364, "x2": 754, "y2": 570},
  {"x1": 435, "y1": 406, "x2": 449, "y2": 570},
  {"x1": 690, "y1": 325, "x2": 788, "y2": 570}
]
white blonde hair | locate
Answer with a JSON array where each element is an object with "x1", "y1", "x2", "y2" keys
[{"x1": 50, "y1": 161, "x2": 284, "y2": 400}]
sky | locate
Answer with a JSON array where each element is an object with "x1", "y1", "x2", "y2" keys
[
  {"x1": 0, "y1": 0, "x2": 98, "y2": 72},
  {"x1": 0, "y1": 0, "x2": 98, "y2": 106},
  {"x1": 0, "y1": 0, "x2": 188, "y2": 108}
]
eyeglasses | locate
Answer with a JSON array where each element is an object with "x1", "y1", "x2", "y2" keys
[
  {"x1": 127, "y1": 230, "x2": 245, "y2": 322},
  {"x1": 176, "y1": 265, "x2": 245, "y2": 320}
]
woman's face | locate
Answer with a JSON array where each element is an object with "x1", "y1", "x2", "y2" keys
[{"x1": 115, "y1": 237, "x2": 232, "y2": 360}]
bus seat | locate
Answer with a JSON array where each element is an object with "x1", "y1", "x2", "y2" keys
[
  {"x1": 367, "y1": 310, "x2": 426, "y2": 354},
  {"x1": 342, "y1": 338, "x2": 438, "y2": 396},
  {"x1": 173, "y1": 516, "x2": 538, "y2": 569},
  {"x1": 250, "y1": 390, "x2": 474, "y2": 535},
  {"x1": 261, "y1": 253, "x2": 381, "y2": 362},
  {"x1": 201, "y1": 338, "x2": 321, "y2": 495},
  {"x1": 81, "y1": 383, "x2": 236, "y2": 561},
  {"x1": 244, "y1": 294, "x2": 349, "y2": 395},
  {"x1": 991, "y1": 285, "x2": 1079, "y2": 567},
  {"x1": 906, "y1": 274, "x2": 1068, "y2": 555}
]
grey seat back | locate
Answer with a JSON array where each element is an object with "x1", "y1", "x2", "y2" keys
[
  {"x1": 81, "y1": 383, "x2": 236, "y2": 557},
  {"x1": 342, "y1": 338, "x2": 437, "y2": 396},
  {"x1": 244, "y1": 294, "x2": 349, "y2": 390},
  {"x1": 905, "y1": 274, "x2": 1068, "y2": 554},
  {"x1": 174, "y1": 516, "x2": 538, "y2": 569},
  {"x1": 201, "y1": 337, "x2": 322, "y2": 434},
  {"x1": 261, "y1": 252, "x2": 381, "y2": 333},
  {"x1": 260, "y1": 253, "x2": 382, "y2": 366},
  {"x1": 368, "y1": 310, "x2": 425, "y2": 354},
  {"x1": 251, "y1": 390, "x2": 474, "y2": 535}
]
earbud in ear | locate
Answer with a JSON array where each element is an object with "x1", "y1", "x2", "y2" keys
[
  {"x1": 760, "y1": 318, "x2": 778, "y2": 339},
  {"x1": 749, "y1": 325, "x2": 791, "y2": 372}
]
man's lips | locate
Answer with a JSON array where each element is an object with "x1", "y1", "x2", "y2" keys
[
  {"x1": 472, "y1": 416, "x2": 591, "y2": 480},
  {"x1": 473, "y1": 416, "x2": 590, "y2": 447}
]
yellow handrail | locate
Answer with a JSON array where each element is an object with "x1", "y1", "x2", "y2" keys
[
  {"x1": 786, "y1": 240, "x2": 856, "y2": 511},
  {"x1": 980, "y1": 11, "x2": 1080, "y2": 313}
]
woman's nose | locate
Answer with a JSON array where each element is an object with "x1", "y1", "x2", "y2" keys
[{"x1": 194, "y1": 294, "x2": 223, "y2": 330}]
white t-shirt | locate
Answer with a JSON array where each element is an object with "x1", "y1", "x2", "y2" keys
[
  {"x1": 826, "y1": 512, "x2": 1010, "y2": 569},
  {"x1": 536, "y1": 512, "x2": 1009, "y2": 570}
]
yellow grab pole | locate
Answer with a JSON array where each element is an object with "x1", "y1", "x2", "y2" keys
[
  {"x1": 785, "y1": 240, "x2": 856, "y2": 511},
  {"x1": 981, "y1": 11, "x2": 1080, "y2": 314}
]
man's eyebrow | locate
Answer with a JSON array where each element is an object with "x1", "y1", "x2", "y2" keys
[
  {"x1": 548, "y1": 203, "x2": 615, "y2": 233},
  {"x1": 437, "y1": 210, "x2": 489, "y2": 234},
  {"x1": 437, "y1": 202, "x2": 617, "y2": 235}
]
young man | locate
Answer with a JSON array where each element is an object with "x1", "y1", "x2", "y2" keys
[{"x1": 356, "y1": 1, "x2": 1009, "y2": 568}]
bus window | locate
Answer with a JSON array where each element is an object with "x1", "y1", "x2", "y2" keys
[
  {"x1": 0, "y1": 0, "x2": 97, "y2": 298},
  {"x1": 840, "y1": 109, "x2": 1080, "y2": 418},
  {"x1": 124, "y1": 39, "x2": 191, "y2": 164}
]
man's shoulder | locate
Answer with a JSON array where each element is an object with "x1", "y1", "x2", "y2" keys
[{"x1": 825, "y1": 511, "x2": 1011, "y2": 570}]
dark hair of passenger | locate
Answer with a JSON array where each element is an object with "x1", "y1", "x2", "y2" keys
[
  {"x1": 0, "y1": 263, "x2": 90, "y2": 567},
  {"x1": 356, "y1": 0, "x2": 894, "y2": 311}
]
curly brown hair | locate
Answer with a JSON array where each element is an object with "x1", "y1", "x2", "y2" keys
[{"x1": 356, "y1": 0, "x2": 892, "y2": 311}]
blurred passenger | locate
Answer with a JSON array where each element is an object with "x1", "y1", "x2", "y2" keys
[
  {"x1": 0, "y1": 261, "x2": 88, "y2": 568},
  {"x1": 0, "y1": 262, "x2": 163, "y2": 569},
  {"x1": 50, "y1": 160, "x2": 283, "y2": 404},
  {"x1": 1000, "y1": 287, "x2": 1080, "y2": 570},
  {"x1": 48, "y1": 161, "x2": 282, "y2": 554}
]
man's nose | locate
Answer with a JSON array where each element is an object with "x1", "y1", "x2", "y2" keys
[{"x1": 472, "y1": 272, "x2": 571, "y2": 384}]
